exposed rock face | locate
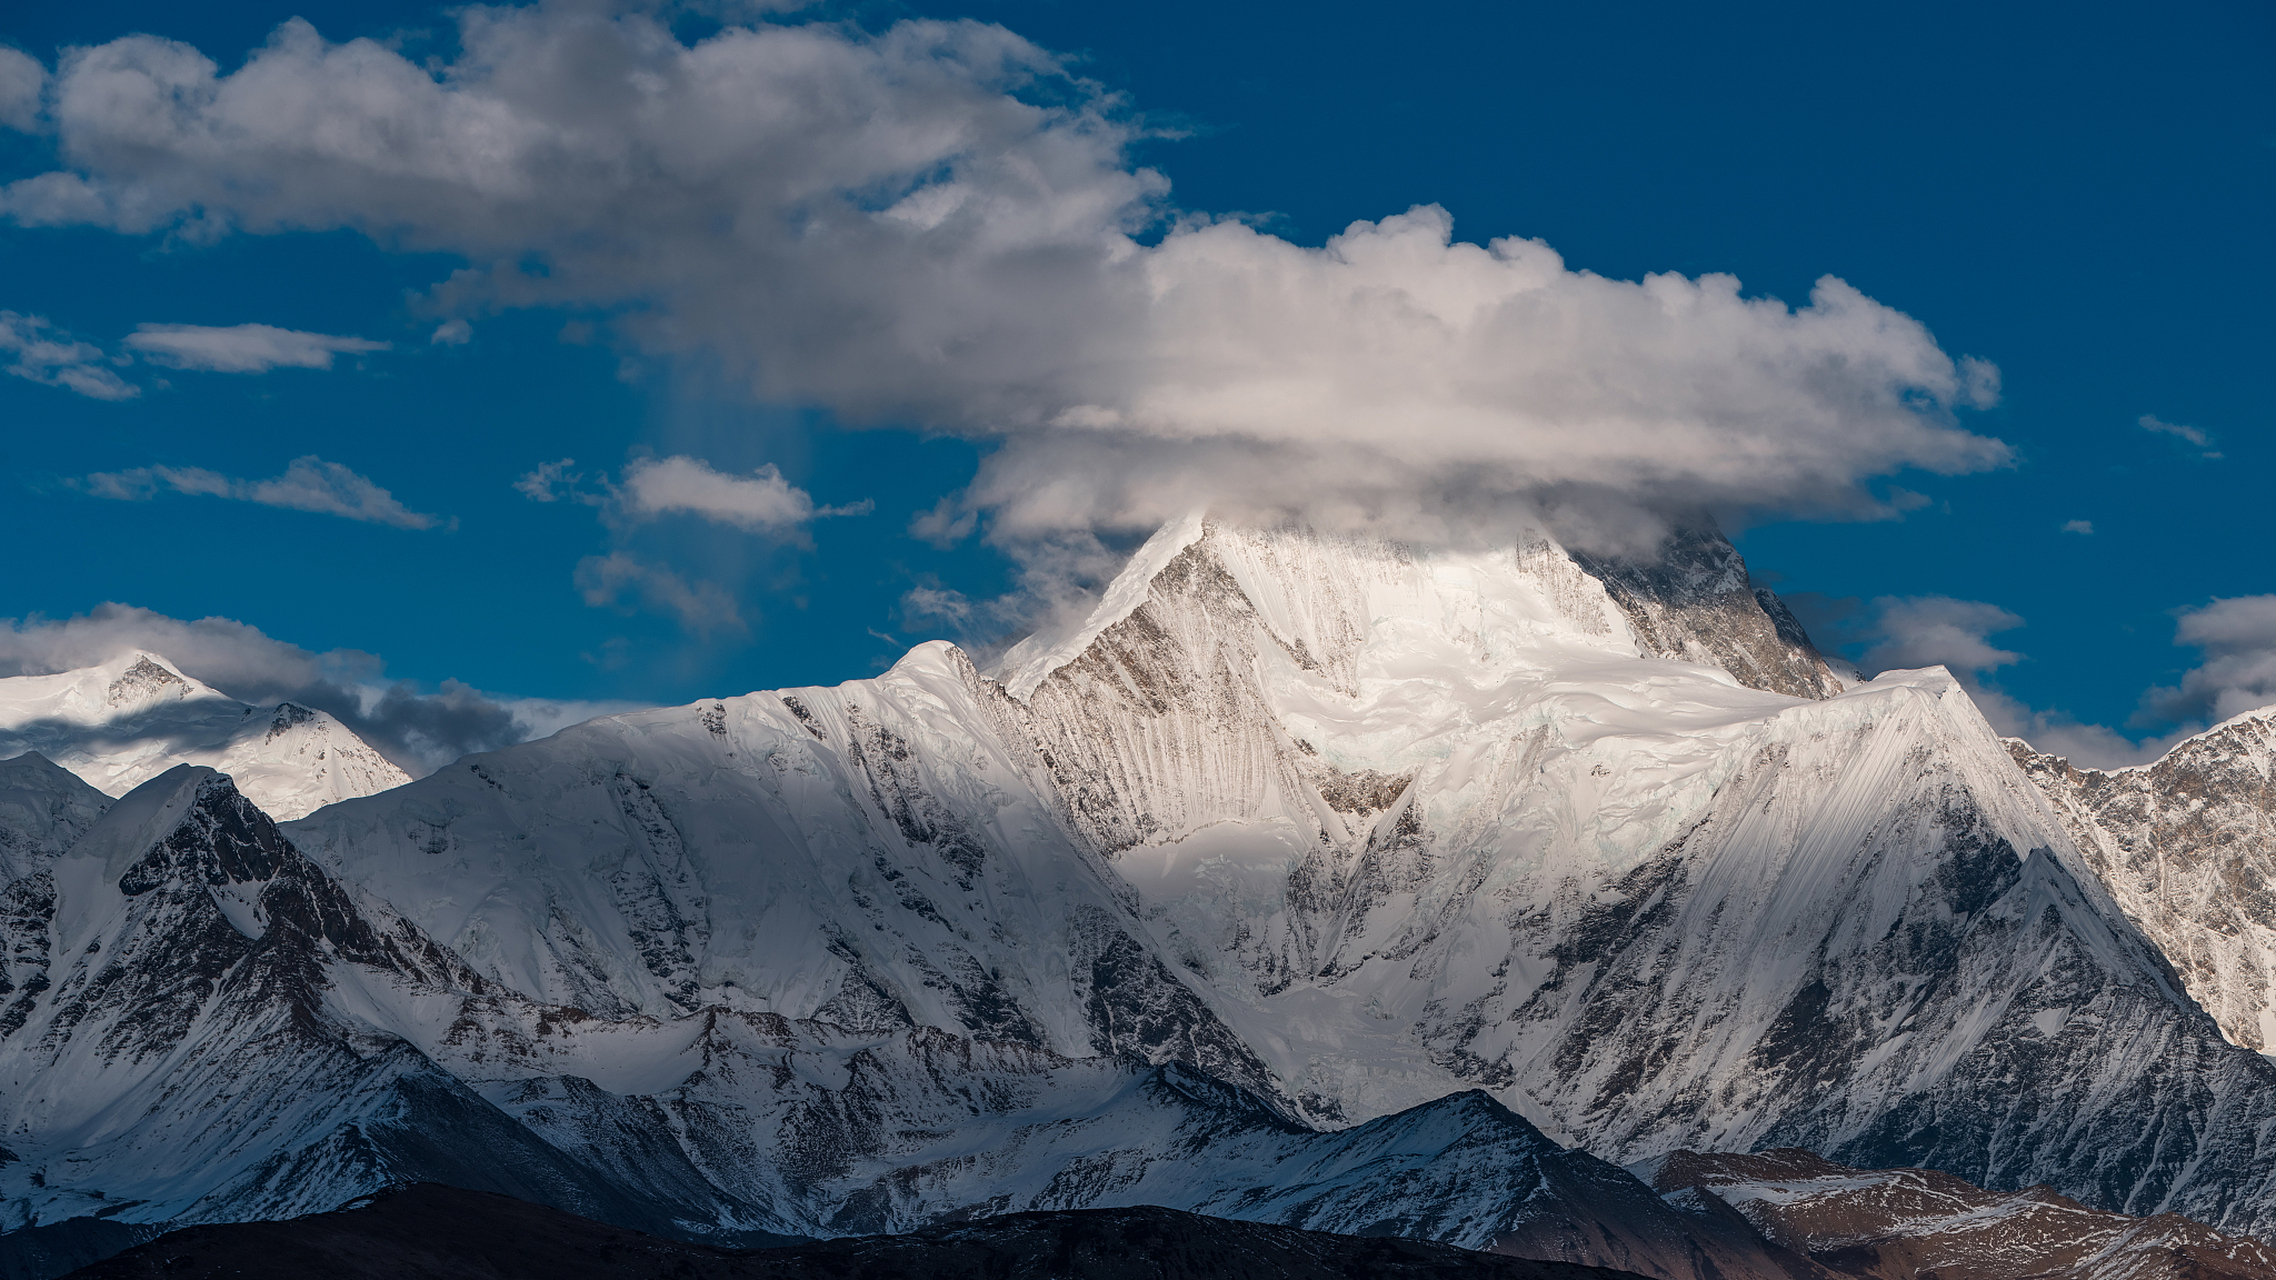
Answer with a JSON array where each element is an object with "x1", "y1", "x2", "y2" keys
[
  {"x1": 1644, "y1": 1147, "x2": 2276, "y2": 1280},
  {"x1": 0, "y1": 653, "x2": 407, "y2": 821},
  {"x1": 2011, "y1": 711, "x2": 2276, "y2": 1053},
  {"x1": 1569, "y1": 525, "x2": 1846, "y2": 701}
]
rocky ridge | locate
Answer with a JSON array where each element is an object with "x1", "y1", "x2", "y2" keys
[{"x1": 2010, "y1": 711, "x2": 2276, "y2": 1054}]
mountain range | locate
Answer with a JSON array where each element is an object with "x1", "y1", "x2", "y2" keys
[{"x1": 2, "y1": 516, "x2": 2273, "y2": 1279}]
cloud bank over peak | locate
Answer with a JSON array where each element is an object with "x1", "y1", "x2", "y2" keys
[{"x1": 2, "y1": 5, "x2": 2007, "y2": 557}]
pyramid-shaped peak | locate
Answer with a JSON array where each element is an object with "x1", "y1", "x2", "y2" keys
[
  {"x1": 989, "y1": 513, "x2": 1842, "y2": 704},
  {"x1": 105, "y1": 652, "x2": 194, "y2": 708}
]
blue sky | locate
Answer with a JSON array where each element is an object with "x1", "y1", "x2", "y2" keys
[{"x1": 1, "y1": 0, "x2": 2269, "y2": 771}]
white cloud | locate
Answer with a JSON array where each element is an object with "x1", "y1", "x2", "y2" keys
[
  {"x1": 574, "y1": 552, "x2": 745, "y2": 634},
  {"x1": 0, "y1": 603, "x2": 636, "y2": 774},
  {"x1": 621, "y1": 455, "x2": 869, "y2": 530},
  {"x1": 81, "y1": 455, "x2": 447, "y2": 529},
  {"x1": 2061, "y1": 519, "x2": 2094, "y2": 535},
  {"x1": 0, "y1": 309, "x2": 137, "y2": 400},
  {"x1": 430, "y1": 318, "x2": 472, "y2": 345},
  {"x1": 2142, "y1": 595, "x2": 2276, "y2": 726},
  {"x1": 1858, "y1": 596, "x2": 2025, "y2": 678},
  {"x1": 1, "y1": 11, "x2": 2007, "y2": 556},
  {"x1": 0, "y1": 46, "x2": 43, "y2": 132},
  {"x1": 514, "y1": 457, "x2": 585, "y2": 503},
  {"x1": 123, "y1": 322, "x2": 387, "y2": 372},
  {"x1": 1797, "y1": 592, "x2": 2276, "y2": 768},
  {"x1": 2139, "y1": 413, "x2": 2209, "y2": 447}
]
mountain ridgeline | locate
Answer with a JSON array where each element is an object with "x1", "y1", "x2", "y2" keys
[{"x1": 2, "y1": 516, "x2": 2274, "y2": 1280}]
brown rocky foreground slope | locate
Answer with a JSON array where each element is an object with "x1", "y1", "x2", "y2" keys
[{"x1": 1644, "y1": 1148, "x2": 2276, "y2": 1280}]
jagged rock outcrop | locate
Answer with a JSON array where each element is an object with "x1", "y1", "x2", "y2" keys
[
  {"x1": 2011, "y1": 710, "x2": 2276, "y2": 1053},
  {"x1": 1569, "y1": 524, "x2": 1846, "y2": 701}
]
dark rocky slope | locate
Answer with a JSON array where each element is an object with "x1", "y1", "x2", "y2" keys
[{"x1": 67, "y1": 1185, "x2": 1644, "y2": 1280}]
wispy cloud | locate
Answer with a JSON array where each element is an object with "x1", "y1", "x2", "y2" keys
[
  {"x1": 574, "y1": 552, "x2": 745, "y2": 635},
  {"x1": 2140, "y1": 413, "x2": 2221, "y2": 459},
  {"x1": 2061, "y1": 519, "x2": 2094, "y2": 535},
  {"x1": 123, "y1": 322, "x2": 387, "y2": 373},
  {"x1": 621, "y1": 456, "x2": 871, "y2": 531},
  {"x1": 0, "y1": 310, "x2": 136, "y2": 400},
  {"x1": 81, "y1": 456, "x2": 447, "y2": 529}
]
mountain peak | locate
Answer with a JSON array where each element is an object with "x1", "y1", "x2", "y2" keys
[{"x1": 0, "y1": 655, "x2": 408, "y2": 821}]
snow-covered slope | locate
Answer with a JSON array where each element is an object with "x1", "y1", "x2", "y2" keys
[
  {"x1": 0, "y1": 767, "x2": 1814, "y2": 1280},
  {"x1": 0, "y1": 653, "x2": 408, "y2": 821},
  {"x1": 0, "y1": 753, "x2": 110, "y2": 884},
  {"x1": 2011, "y1": 710, "x2": 2276, "y2": 1054}
]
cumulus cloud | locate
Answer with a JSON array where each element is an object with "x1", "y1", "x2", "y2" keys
[
  {"x1": 0, "y1": 310, "x2": 137, "y2": 400},
  {"x1": 0, "y1": 603, "x2": 639, "y2": 774},
  {"x1": 622, "y1": 455, "x2": 870, "y2": 530},
  {"x1": 2140, "y1": 595, "x2": 2276, "y2": 727},
  {"x1": 81, "y1": 455, "x2": 448, "y2": 529},
  {"x1": 575, "y1": 552, "x2": 745, "y2": 634},
  {"x1": 0, "y1": 8, "x2": 2007, "y2": 557},
  {"x1": 0, "y1": 46, "x2": 42, "y2": 132},
  {"x1": 1855, "y1": 596, "x2": 2025, "y2": 677},
  {"x1": 123, "y1": 322, "x2": 387, "y2": 372},
  {"x1": 430, "y1": 318, "x2": 472, "y2": 345}
]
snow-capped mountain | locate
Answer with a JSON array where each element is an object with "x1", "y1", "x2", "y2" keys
[
  {"x1": 4, "y1": 515, "x2": 2276, "y2": 1278},
  {"x1": 278, "y1": 517, "x2": 2276, "y2": 1234},
  {"x1": 0, "y1": 652, "x2": 407, "y2": 821}
]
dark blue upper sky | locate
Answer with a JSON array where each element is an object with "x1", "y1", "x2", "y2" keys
[{"x1": 2, "y1": 0, "x2": 2269, "y2": 768}]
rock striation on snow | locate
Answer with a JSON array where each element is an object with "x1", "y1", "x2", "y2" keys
[
  {"x1": 3, "y1": 516, "x2": 2276, "y2": 1277},
  {"x1": 0, "y1": 653, "x2": 407, "y2": 821}
]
